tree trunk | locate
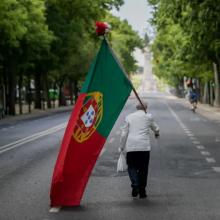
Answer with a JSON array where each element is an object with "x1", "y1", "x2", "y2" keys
[
  {"x1": 18, "y1": 74, "x2": 23, "y2": 114},
  {"x1": 45, "y1": 74, "x2": 51, "y2": 109},
  {"x1": 27, "y1": 75, "x2": 32, "y2": 113},
  {"x1": 58, "y1": 80, "x2": 65, "y2": 106},
  {"x1": 73, "y1": 80, "x2": 79, "y2": 103},
  {"x1": 210, "y1": 81, "x2": 214, "y2": 106},
  {"x1": 2, "y1": 68, "x2": 7, "y2": 115},
  {"x1": 7, "y1": 66, "x2": 16, "y2": 115},
  {"x1": 213, "y1": 62, "x2": 220, "y2": 107},
  {"x1": 34, "y1": 72, "x2": 42, "y2": 109},
  {"x1": 69, "y1": 81, "x2": 74, "y2": 105},
  {"x1": 203, "y1": 82, "x2": 209, "y2": 104},
  {"x1": 52, "y1": 83, "x2": 56, "y2": 108}
]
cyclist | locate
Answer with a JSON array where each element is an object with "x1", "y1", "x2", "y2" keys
[{"x1": 189, "y1": 88, "x2": 198, "y2": 112}]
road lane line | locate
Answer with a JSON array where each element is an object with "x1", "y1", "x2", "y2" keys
[
  {"x1": 196, "y1": 145, "x2": 205, "y2": 150},
  {"x1": 151, "y1": 102, "x2": 219, "y2": 168},
  {"x1": 49, "y1": 207, "x2": 61, "y2": 213},
  {"x1": 0, "y1": 123, "x2": 66, "y2": 150},
  {"x1": 165, "y1": 102, "x2": 186, "y2": 129},
  {"x1": 0, "y1": 126, "x2": 65, "y2": 154},
  {"x1": 200, "y1": 151, "x2": 210, "y2": 156},
  {"x1": 0, "y1": 123, "x2": 67, "y2": 155},
  {"x1": 212, "y1": 167, "x2": 220, "y2": 173},
  {"x1": 206, "y1": 158, "x2": 216, "y2": 163},
  {"x1": 187, "y1": 133, "x2": 194, "y2": 137},
  {"x1": 215, "y1": 138, "x2": 220, "y2": 142}
]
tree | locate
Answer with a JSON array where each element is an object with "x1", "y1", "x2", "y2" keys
[
  {"x1": 0, "y1": 0, "x2": 53, "y2": 114},
  {"x1": 0, "y1": 0, "x2": 143, "y2": 116},
  {"x1": 148, "y1": 0, "x2": 220, "y2": 103},
  {"x1": 46, "y1": 0, "x2": 141, "y2": 105},
  {"x1": 105, "y1": 13, "x2": 144, "y2": 73}
]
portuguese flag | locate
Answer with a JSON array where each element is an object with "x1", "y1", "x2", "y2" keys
[{"x1": 50, "y1": 38, "x2": 133, "y2": 206}]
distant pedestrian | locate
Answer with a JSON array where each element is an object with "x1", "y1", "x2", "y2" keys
[{"x1": 119, "y1": 101, "x2": 159, "y2": 198}]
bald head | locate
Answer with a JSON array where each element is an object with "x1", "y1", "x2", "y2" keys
[{"x1": 136, "y1": 101, "x2": 148, "y2": 110}]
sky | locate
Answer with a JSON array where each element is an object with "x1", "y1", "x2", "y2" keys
[
  {"x1": 112, "y1": 0, "x2": 153, "y2": 37},
  {"x1": 111, "y1": 0, "x2": 153, "y2": 67}
]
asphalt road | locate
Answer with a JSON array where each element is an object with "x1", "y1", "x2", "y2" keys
[
  {"x1": 0, "y1": 91, "x2": 220, "y2": 220},
  {"x1": 1, "y1": 49, "x2": 220, "y2": 219}
]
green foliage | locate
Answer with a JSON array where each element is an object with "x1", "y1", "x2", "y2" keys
[
  {"x1": 105, "y1": 13, "x2": 144, "y2": 73},
  {"x1": 131, "y1": 73, "x2": 142, "y2": 89},
  {"x1": 0, "y1": 0, "x2": 53, "y2": 50},
  {"x1": 0, "y1": 0, "x2": 27, "y2": 48},
  {"x1": 148, "y1": 0, "x2": 220, "y2": 87},
  {"x1": 0, "y1": 0, "x2": 143, "y2": 114}
]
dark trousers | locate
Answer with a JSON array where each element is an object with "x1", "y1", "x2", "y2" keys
[{"x1": 126, "y1": 151, "x2": 150, "y2": 193}]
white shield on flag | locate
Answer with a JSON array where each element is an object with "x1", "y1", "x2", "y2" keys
[{"x1": 81, "y1": 105, "x2": 95, "y2": 128}]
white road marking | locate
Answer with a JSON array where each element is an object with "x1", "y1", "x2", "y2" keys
[
  {"x1": 200, "y1": 151, "x2": 210, "y2": 156},
  {"x1": 49, "y1": 207, "x2": 61, "y2": 213},
  {"x1": 206, "y1": 158, "x2": 216, "y2": 163},
  {"x1": 165, "y1": 102, "x2": 187, "y2": 130},
  {"x1": 212, "y1": 167, "x2": 220, "y2": 173},
  {"x1": 0, "y1": 123, "x2": 67, "y2": 155},
  {"x1": 196, "y1": 145, "x2": 205, "y2": 150},
  {"x1": 192, "y1": 141, "x2": 200, "y2": 145},
  {"x1": 187, "y1": 133, "x2": 194, "y2": 137},
  {"x1": 165, "y1": 102, "x2": 218, "y2": 166},
  {"x1": 190, "y1": 136, "x2": 197, "y2": 140},
  {"x1": 215, "y1": 138, "x2": 220, "y2": 142}
]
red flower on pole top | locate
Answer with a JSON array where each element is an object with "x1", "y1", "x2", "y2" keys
[{"x1": 95, "y1": 21, "x2": 111, "y2": 36}]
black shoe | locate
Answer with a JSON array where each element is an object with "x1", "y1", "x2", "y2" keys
[
  {"x1": 139, "y1": 193, "x2": 147, "y2": 199},
  {"x1": 139, "y1": 189, "x2": 147, "y2": 199},
  {"x1": 132, "y1": 188, "x2": 139, "y2": 197}
]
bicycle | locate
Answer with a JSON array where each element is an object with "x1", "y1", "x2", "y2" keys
[{"x1": 191, "y1": 100, "x2": 197, "y2": 113}]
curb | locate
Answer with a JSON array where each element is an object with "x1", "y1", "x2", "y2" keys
[{"x1": 0, "y1": 105, "x2": 73, "y2": 126}]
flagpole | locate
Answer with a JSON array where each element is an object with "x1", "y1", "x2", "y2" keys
[{"x1": 104, "y1": 36, "x2": 147, "y2": 113}]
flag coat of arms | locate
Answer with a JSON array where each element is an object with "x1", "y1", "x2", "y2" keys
[{"x1": 50, "y1": 38, "x2": 132, "y2": 206}]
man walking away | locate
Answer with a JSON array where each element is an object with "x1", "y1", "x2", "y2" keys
[{"x1": 119, "y1": 102, "x2": 159, "y2": 199}]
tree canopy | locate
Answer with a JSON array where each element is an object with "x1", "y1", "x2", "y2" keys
[
  {"x1": 0, "y1": 0, "x2": 144, "y2": 115},
  {"x1": 148, "y1": 0, "x2": 220, "y2": 86}
]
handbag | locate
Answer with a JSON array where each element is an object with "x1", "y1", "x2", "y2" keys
[{"x1": 117, "y1": 152, "x2": 127, "y2": 172}]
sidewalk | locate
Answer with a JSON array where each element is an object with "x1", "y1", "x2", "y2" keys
[
  {"x1": 0, "y1": 105, "x2": 73, "y2": 125},
  {"x1": 176, "y1": 97, "x2": 220, "y2": 121}
]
